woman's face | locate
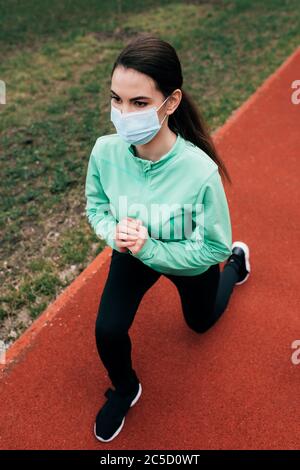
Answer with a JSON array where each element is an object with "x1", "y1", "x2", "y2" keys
[{"x1": 110, "y1": 66, "x2": 172, "y2": 119}]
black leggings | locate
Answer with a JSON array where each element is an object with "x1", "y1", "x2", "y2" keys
[{"x1": 95, "y1": 248, "x2": 240, "y2": 394}]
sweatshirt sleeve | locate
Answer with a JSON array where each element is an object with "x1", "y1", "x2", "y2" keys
[
  {"x1": 130, "y1": 169, "x2": 232, "y2": 273},
  {"x1": 84, "y1": 143, "x2": 119, "y2": 251}
]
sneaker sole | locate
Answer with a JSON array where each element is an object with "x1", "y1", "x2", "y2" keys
[
  {"x1": 231, "y1": 241, "x2": 251, "y2": 285},
  {"x1": 94, "y1": 382, "x2": 142, "y2": 443}
]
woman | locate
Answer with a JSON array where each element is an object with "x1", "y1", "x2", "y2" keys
[{"x1": 85, "y1": 34, "x2": 251, "y2": 443}]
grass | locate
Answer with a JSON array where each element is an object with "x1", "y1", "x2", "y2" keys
[{"x1": 0, "y1": 0, "x2": 299, "y2": 345}]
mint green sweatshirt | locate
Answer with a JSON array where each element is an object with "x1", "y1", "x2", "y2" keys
[{"x1": 85, "y1": 132, "x2": 232, "y2": 276}]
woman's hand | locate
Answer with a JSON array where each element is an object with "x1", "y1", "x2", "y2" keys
[
  {"x1": 126, "y1": 220, "x2": 149, "y2": 255},
  {"x1": 115, "y1": 217, "x2": 148, "y2": 254}
]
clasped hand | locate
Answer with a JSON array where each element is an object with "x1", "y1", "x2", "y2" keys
[{"x1": 115, "y1": 216, "x2": 149, "y2": 255}]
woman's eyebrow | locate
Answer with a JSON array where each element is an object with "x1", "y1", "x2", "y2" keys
[{"x1": 110, "y1": 90, "x2": 151, "y2": 100}]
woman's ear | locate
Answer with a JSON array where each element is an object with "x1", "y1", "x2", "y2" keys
[{"x1": 169, "y1": 89, "x2": 182, "y2": 114}]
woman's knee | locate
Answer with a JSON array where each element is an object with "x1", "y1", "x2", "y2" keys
[
  {"x1": 185, "y1": 305, "x2": 224, "y2": 334},
  {"x1": 186, "y1": 321, "x2": 210, "y2": 334},
  {"x1": 183, "y1": 310, "x2": 215, "y2": 334}
]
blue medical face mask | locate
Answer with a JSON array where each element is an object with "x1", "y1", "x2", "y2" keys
[{"x1": 110, "y1": 95, "x2": 171, "y2": 145}]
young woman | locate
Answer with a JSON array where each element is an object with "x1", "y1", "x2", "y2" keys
[{"x1": 85, "y1": 34, "x2": 251, "y2": 443}]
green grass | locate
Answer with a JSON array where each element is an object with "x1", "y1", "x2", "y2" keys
[{"x1": 0, "y1": 0, "x2": 299, "y2": 344}]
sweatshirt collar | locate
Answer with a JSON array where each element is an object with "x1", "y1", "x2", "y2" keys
[{"x1": 126, "y1": 133, "x2": 185, "y2": 172}]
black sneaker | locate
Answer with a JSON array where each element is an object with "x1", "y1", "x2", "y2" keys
[
  {"x1": 225, "y1": 241, "x2": 251, "y2": 285},
  {"x1": 94, "y1": 381, "x2": 142, "y2": 442}
]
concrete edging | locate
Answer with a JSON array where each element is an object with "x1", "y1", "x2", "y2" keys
[{"x1": 0, "y1": 246, "x2": 112, "y2": 374}]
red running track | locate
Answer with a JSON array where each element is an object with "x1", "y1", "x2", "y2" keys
[{"x1": 1, "y1": 46, "x2": 300, "y2": 450}]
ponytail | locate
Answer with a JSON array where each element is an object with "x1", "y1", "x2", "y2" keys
[{"x1": 169, "y1": 88, "x2": 232, "y2": 185}]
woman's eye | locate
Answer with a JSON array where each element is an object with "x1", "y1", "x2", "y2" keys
[
  {"x1": 110, "y1": 96, "x2": 147, "y2": 107},
  {"x1": 110, "y1": 97, "x2": 147, "y2": 107}
]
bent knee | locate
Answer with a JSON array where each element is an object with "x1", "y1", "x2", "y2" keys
[{"x1": 186, "y1": 322, "x2": 210, "y2": 334}]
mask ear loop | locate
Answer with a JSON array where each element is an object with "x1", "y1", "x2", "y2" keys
[
  {"x1": 157, "y1": 95, "x2": 171, "y2": 125},
  {"x1": 156, "y1": 95, "x2": 171, "y2": 112},
  {"x1": 160, "y1": 113, "x2": 168, "y2": 126}
]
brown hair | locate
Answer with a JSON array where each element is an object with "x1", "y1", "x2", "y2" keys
[{"x1": 111, "y1": 33, "x2": 232, "y2": 185}]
